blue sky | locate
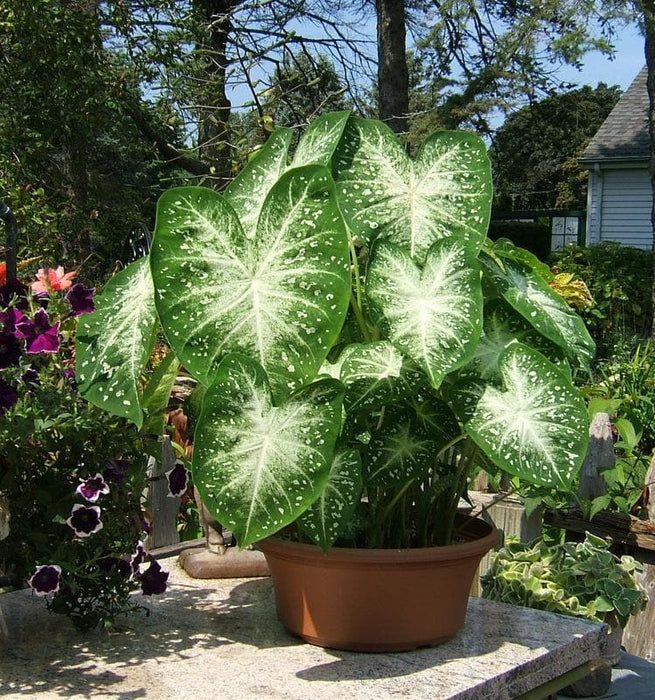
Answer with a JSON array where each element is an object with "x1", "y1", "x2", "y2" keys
[{"x1": 558, "y1": 21, "x2": 645, "y2": 91}]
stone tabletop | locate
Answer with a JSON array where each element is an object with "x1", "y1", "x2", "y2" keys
[{"x1": 0, "y1": 556, "x2": 607, "y2": 700}]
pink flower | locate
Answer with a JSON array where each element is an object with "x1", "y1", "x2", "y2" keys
[{"x1": 31, "y1": 266, "x2": 77, "y2": 295}]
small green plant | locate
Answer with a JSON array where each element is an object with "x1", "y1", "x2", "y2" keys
[{"x1": 481, "y1": 533, "x2": 647, "y2": 628}]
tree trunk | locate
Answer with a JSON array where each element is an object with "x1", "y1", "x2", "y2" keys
[
  {"x1": 375, "y1": 0, "x2": 409, "y2": 134},
  {"x1": 646, "y1": 5, "x2": 655, "y2": 339},
  {"x1": 194, "y1": 0, "x2": 237, "y2": 189}
]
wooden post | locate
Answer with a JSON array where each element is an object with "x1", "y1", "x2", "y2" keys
[
  {"x1": 146, "y1": 435, "x2": 181, "y2": 551},
  {"x1": 578, "y1": 413, "x2": 613, "y2": 501}
]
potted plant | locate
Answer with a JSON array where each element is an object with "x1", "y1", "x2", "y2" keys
[
  {"x1": 481, "y1": 533, "x2": 647, "y2": 695},
  {"x1": 74, "y1": 112, "x2": 595, "y2": 650}
]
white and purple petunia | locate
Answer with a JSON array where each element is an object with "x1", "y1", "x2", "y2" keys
[
  {"x1": 165, "y1": 461, "x2": 190, "y2": 498},
  {"x1": 28, "y1": 564, "x2": 62, "y2": 596},
  {"x1": 130, "y1": 541, "x2": 147, "y2": 576},
  {"x1": 76, "y1": 473, "x2": 110, "y2": 503},
  {"x1": 65, "y1": 283, "x2": 95, "y2": 316},
  {"x1": 66, "y1": 504, "x2": 103, "y2": 537}
]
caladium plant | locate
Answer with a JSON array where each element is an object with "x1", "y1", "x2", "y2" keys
[{"x1": 76, "y1": 112, "x2": 595, "y2": 551}]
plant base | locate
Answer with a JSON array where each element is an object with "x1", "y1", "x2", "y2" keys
[{"x1": 257, "y1": 515, "x2": 498, "y2": 652}]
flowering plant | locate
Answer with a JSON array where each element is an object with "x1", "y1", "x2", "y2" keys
[
  {"x1": 0, "y1": 265, "x2": 168, "y2": 630},
  {"x1": 75, "y1": 113, "x2": 595, "y2": 551}
]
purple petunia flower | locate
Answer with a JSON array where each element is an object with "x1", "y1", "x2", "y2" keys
[
  {"x1": 165, "y1": 461, "x2": 190, "y2": 498},
  {"x1": 0, "y1": 307, "x2": 26, "y2": 335},
  {"x1": 15, "y1": 308, "x2": 60, "y2": 354},
  {"x1": 103, "y1": 459, "x2": 129, "y2": 484},
  {"x1": 0, "y1": 377, "x2": 18, "y2": 415},
  {"x1": 0, "y1": 330, "x2": 21, "y2": 368},
  {"x1": 140, "y1": 559, "x2": 168, "y2": 596},
  {"x1": 21, "y1": 367, "x2": 40, "y2": 386},
  {"x1": 98, "y1": 556, "x2": 132, "y2": 580},
  {"x1": 65, "y1": 283, "x2": 95, "y2": 316},
  {"x1": 28, "y1": 564, "x2": 62, "y2": 596},
  {"x1": 76, "y1": 473, "x2": 110, "y2": 503},
  {"x1": 66, "y1": 504, "x2": 103, "y2": 537}
]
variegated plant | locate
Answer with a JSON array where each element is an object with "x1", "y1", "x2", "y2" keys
[{"x1": 76, "y1": 112, "x2": 595, "y2": 550}]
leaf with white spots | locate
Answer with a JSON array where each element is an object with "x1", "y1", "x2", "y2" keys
[
  {"x1": 291, "y1": 111, "x2": 350, "y2": 168},
  {"x1": 191, "y1": 354, "x2": 345, "y2": 548},
  {"x1": 337, "y1": 341, "x2": 424, "y2": 411},
  {"x1": 364, "y1": 408, "x2": 437, "y2": 487},
  {"x1": 461, "y1": 344, "x2": 589, "y2": 489},
  {"x1": 366, "y1": 238, "x2": 483, "y2": 389},
  {"x1": 76, "y1": 257, "x2": 157, "y2": 428},
  {"x1": 151, "y1": 166, "x2": 351, "y2": 400},
  {"x1": 224, "y1": 128, "x2": 293, "y2": 235},
  {"x1": 333, "y1": 117, "x2": 492, "y2": 258},
  {"x1": 298, "y1": 448, "x2": 362, "y2": 551},
  {"x1": 480, "y1": 252, "x2": 595, "y2": 372}
]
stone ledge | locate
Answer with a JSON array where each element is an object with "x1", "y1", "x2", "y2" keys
[{"x1": 0, "y1": 556, "x2": 607, "y2": 700}]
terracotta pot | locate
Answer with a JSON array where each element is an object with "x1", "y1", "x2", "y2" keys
[{"x1": 256, "y1": 515, "x2": 498, "y2": 652}]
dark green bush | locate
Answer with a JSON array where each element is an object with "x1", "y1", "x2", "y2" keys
[
  {"x1": 550, "y1": 243, "x2": 653, "y2": 356},
  {"x1": 488, "y1": 220, "x2": 551, "y2": 261}
]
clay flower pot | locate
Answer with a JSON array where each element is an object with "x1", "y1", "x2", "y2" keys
[{"x1": 257, "y1": 514, "x2": 498, "y2": 652}]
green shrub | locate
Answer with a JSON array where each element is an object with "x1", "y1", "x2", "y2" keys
[
  {"x1": 550, "y1": 243, "x2": 653, "y2": 356},
  {"x1": 488, "y1": 220, "x2": 551, "y2": 261}
]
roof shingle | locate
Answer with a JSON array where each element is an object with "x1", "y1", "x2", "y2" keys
[{"x1": 580, "y1": 66, "x2": 649, "y2": 163}]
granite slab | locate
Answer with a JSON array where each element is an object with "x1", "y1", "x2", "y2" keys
[{"x1": 0, "y1": 556, "x2": 607, "y2": 700}]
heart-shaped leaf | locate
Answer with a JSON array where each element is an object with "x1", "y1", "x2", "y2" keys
[
  {"x1": 76, "y1": 257, "x2": 157, "y2": 428},
  {"x1": 333, "y1": 117, "x2": 492, "y2": 258},
  {"x1": 291, "y1": 111, "x2": 350, "y2": 168},
  {"x1": 480, "y1": 252, "x2": 595, "y2": 372},
  {"x1": 462, "y1": 344, "x2": 589, "y2": 489},
  {"x1": 364, "y1": 407, "x2": 437, "y2": 487},
  {"x1": 151, "y1": 165, "x2": 351, "y2": 399},
  {"x1": 224, "y1": 127, "x2": 293, "y2": 236},
  {"x1": 337, "y1": 341, "x2": 424, "y2": 411},
  {"x1": 192, "y1": 354, "x2": 345, "y2": 548},
  {"x1": 298, "y1": 448, "x2": 362, "y2": 551},
  {"x1": 366, "y1": 238, "x2": 483, "y2": 389}
]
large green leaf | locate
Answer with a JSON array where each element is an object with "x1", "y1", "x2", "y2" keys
[
  {"x1": 76, "y1": 257, "x2": 157, "y2": 428},
  {"x1": 291, "y1": 111, "x2": 350, "y2": 168},
  {"x1": 480, "y1": 252, "x2": 595, "y2": 372},
  {"x1": 224, "y1": 128, "x2": 292, "y2": 236},
  {"x1": 364, "y1": 408, "x2": 437, "y2": 487},
  {"x1": 141, "y1": 351, "x2": 180, "y2": 436},
  {"x1": 366, "y1": 238, "x2": 483, "y2": 389},
  {"x1": 333, "y1": 117, "x2": 492, "y2": 258},
  {"x1": 337, "y1": 341, "x2": 424, "y2": 411},
  {"x1": 462, "y1": 344, "x2": 589, "y2": 489},
  {"x1": 191, "y1": 354, "x2": 344, "y2": 548},
  {"x1": 150, "y1": 165, "x2": 351, "y2": 398},
  {"x1": 298, "y1": 448, "x2": 362, "y2": 551}
]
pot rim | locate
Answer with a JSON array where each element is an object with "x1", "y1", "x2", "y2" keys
[{"x1": 256, "y1": 514, "x2": 499, "y2": 565}]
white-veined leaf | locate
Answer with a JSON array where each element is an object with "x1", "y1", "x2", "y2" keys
[
  {"x1": 333, "y1": 117, "x2": 492, "y2": 258},
  {"x1": 337, "y1": 341, "x2": 424, "y2": 411},
  {"x1": 480, "y1": 252, "x2": 595, "y2": 372},
  {"x1": 291, "y1": 111, "x2": 350, "y2": 168},
  {"x1": 462, "y1": 343, "x2": 589, "y2": 489},
  {"x1": 76, "y1": 257, "x2": 157, "y2": 428},
  {"x1": 298, "y1": 448, "x2": 362, "y2": 551},
  {"x1": 366, "y1": 238, "x2": 483, "y2": 389},
  {"x1": 191, "y1": 354, "x2": 344, "y2": 548},
  {"x1": 364, "y1": 408, "x2": 437, "y2": 487},
  {"x1": 224, "y1": 128, "x2": 292, "y2": 236},
  {"x1": 151, "y1": 166, "x2": 351, "y2": 399}
]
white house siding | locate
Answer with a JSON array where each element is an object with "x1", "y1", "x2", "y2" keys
[{"x1": 586, "y1": 166, "x2": 653, "y2": 249}]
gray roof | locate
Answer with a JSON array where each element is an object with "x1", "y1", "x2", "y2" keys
[{"x1": 580, "y1": 66, "x2": 649, "y2": 163}]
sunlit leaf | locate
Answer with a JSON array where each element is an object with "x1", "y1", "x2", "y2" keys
[
  {"x1": 76, "y1": 257, "x2": 157, "y2": 428},
  {"x1": 191, "y1": 354, "x2": 344, "y2": 548}
]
